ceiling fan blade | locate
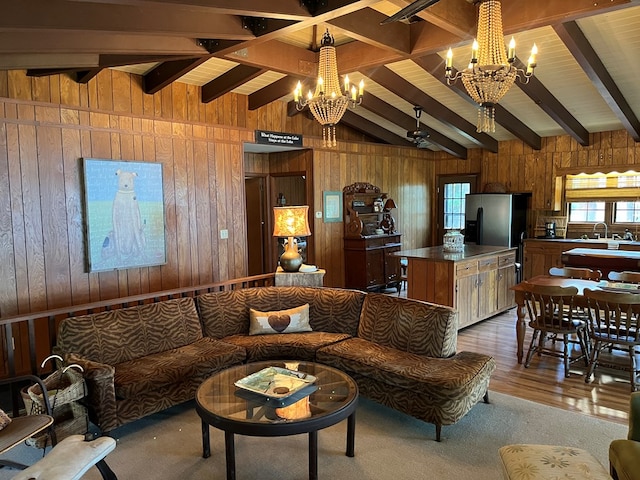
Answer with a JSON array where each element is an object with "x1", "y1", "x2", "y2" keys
[{"x1": 380, "y1": 0, "x2": 443, "y2": 25}]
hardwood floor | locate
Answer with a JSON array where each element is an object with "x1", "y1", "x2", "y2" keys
[{"x1": 457, "y1": 308, "x2": 632, "y2": 426}]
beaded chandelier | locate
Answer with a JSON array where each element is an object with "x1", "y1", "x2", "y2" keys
[
  {"x1": 445, "y1": 0, "x2": 538, "y2": 133},
  {"x1": 294, "y1": 30, "x2": 364, "y2": 147}
]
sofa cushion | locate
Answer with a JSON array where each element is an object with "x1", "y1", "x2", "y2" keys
[
  {"x1": 113, "y1": 337, "x2": 245, "y2": 399},
  {"x1": 249, "y1": 304, "x2": 312, "y2": 335},
  {"x1": 57, "y1": 297, "x2": 203, "y2": 365},
  {"x1": 357, "y1": 294, "x2": 458, "y2": 358},
  {"x1": 197, "y1": 287, "x2": 365, "y2": 339},
  {"x1": 317, "y1": 337, "x2": 495, "y2": 396},
  {"x1": 222, "y1": 332, "x2": 351, "y2": 362}
]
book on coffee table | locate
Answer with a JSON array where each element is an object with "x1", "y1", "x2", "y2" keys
[{"x1": 235, "y1": 366, "x2": 316, "y2": 399}]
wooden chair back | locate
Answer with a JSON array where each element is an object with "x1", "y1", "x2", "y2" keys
[
  {"x1": 583, "y1": 288, "x2": 640, "y2": 345},
  {"x1": 608, "y1": 271, "x2": 640, "y2": 284},
  {"x1": 521, "y1": 283, "x2": 580, "y2": 330},
  {"x1": 548, "y1": 266, "x2": 602, "y2": 281}
]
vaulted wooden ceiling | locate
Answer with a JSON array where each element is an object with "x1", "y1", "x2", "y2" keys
[{"x1": 6, "y1": 0, "x2": 640, "y2": 159}]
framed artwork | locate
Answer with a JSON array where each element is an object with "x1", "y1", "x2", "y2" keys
[
  {"x1": 323, "y1": 191, "x2": 343, "y2": 223},
  {"x1": 82, "y1": 158, "x2": 166, "y2": 272}
]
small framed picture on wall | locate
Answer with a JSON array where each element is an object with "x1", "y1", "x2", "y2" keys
[{"x1": 323, "y1": 191, "x2": 343, "y2": 223}]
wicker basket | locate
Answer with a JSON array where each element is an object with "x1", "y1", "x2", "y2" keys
[
  {"x1": 25, "y1": 402, "x2": 88, "y2": 449},
  {"x1": 21, "y1": 368, "x2": 87, "y2": 414}
]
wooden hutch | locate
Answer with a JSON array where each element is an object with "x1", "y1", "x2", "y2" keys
[{"x1": 343, "y1": 182, "x2": 402, "y2": 292}]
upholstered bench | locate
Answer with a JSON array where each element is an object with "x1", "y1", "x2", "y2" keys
[
  {"x1": 13, "y1": 434, "x2": 117, "y2": 480},
  {"x1": 498, "y1": 444, "x2": 611, "y2": 480}
]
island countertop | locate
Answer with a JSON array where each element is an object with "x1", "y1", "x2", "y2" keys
[{"x1": 393, "y1": 244, "x2": 515, "y2": 261}]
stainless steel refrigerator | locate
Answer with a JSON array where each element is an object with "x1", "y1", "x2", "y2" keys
[{"x1": 464, "y1": 192, "x2": 530, "y2": 260}]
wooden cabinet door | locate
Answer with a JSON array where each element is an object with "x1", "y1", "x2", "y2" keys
[
  {"x1": 477, "y1": 269, "x2": 498, "y2": 318},
  {"x1": 497, "y1": 252, "x2": 516, "y2": 310},
  {"x1": 455, "y1": 259, "x2": 479, "y2": 329},
  {"x1": 384, "y1": 245, "x2": 401, "y2": 283},
  {"x1": 456, "y1": 274, "x2": 478, "y2": 329},
  {"x1": 497, "y1": 265, "x2": 515, "y2": 310},
  {"x1": 365, "y1": 248, "x2": 385, "y2": 288}
]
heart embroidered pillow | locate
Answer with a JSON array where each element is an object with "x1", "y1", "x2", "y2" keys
[{"x1": 249, "y1": 304, "x2": 312, "y2": 335}]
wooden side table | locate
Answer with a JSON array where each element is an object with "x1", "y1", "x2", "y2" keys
[{"x1": 275, "y1": 267, "x2": 325, "y2": 287}]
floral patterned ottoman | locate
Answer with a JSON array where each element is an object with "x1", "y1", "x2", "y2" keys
[{"x1": 498, "y1": 444, "x2": 612, "y2": 480}]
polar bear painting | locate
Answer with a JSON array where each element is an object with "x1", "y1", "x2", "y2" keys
[
  {"x1": 83, "y1": 158, "x2": 166, "y2": 272},
  {"x1": 112, "y1": 169, "x2": 146, "y2": 258}
]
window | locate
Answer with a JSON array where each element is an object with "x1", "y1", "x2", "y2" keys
[
  {"x1": 615, "y1": 201, "x2": 640, "y2": 223},
  {"x1": 568, "y1": 202, "x2": 605, "y2": 222},
  {"x1": 443, "y1": 182, "x2": 470, "y2": 230},
  {"x1": 565, "y1": 171, "x2": 640, "y2": 226}
]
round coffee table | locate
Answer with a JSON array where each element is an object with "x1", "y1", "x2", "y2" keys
[{"x1": 195, "y1": 360, "x2": 358, "y2": 480}]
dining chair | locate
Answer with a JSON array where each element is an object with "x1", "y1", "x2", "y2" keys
[
  {"x1": 549, "y1": 266, "x2": 602, "y2": 281},
  {"x1": 522, "y1": 283, "x2": 590, "y2": 378},
  {"x1": 584, "y1": 288, "x2": 640, "y2": 392},
  {"x1": 608, "y1": 271, "x2": 640, "y2": 284}
]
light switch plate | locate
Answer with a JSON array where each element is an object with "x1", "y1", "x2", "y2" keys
[{"x1": 220, "y1": 229, "x2": 228, "y2": 239}]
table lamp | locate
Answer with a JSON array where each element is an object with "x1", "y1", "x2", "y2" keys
[
  {"x1": 382, "y1": 198, "x2": 397, "y2": 234},
  {"x1": 273, "y1": 206, "x2": 311, "y2": 272}
]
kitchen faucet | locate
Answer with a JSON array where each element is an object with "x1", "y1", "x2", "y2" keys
[{"x1": 593, "y1": 222, "x2": 608, "y2": 239}]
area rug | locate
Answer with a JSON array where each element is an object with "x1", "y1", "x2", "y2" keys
[{"x1": 0, "y1": 391, "x2": 626, "y2": 480}]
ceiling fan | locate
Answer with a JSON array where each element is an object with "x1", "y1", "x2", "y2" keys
[{"x1": 407, "y1": 106, "x2": 430, "y2": 149}]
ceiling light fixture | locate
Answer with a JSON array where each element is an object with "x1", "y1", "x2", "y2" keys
[
  {"x1": 407, "y1": 105, "x2": 430, "y2": 146},
  {"x1": 294, "y1": 30, "x2": 364, "y2": 147},
  {"x1": 445, "y1": 0, "x2": 538, "y2": 133}
]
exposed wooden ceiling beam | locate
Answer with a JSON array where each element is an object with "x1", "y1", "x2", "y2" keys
[
  {"x1": 513, "y1": 56, "x2": 590, "y2": 146},
  {"x1": 26, "y1": 54, "x2": 193, "y2": 77},
  {"x1": 340, "y1": 110, "x2": 415, "y2": 147},
  {"x1": 361, "y1": 93, "x2": 467, "y2": 159},
  {"x1": 0, "y1": 53, "x2": 100, "y2": 70},
  {"x1": 144, "y1": 58, "x2": 208, "y2": 95},
  {"x1": 248, "y1": 77, "x2": 296, "y2": 110},
  {"x1": 327, "y1": 8, "x2": 411, "y2": 56},
  {"x1": 203, "y1": 0, "x2": 382, "y2": 57},
  {"x1": 412, "y1": 54, "x2": 541, "y2": 150},
  {"x1": 64, "y1": 0, "x2": 314, "y2": 19},
  {"x1": 363, "y1": 66, "x2": 498, "y2": 152},
  {"x1": 0, "y1": 31, "x2": 208, "y2": 56},
  {"x1": 554, "y1": 21, "x2": 640, "y2": 142},
  {"x1": 76, "y1": 68, "x2": 102, "y2": 83},
  {"x1": 201, "y1": 64, "x2": 266, "y2": 103},
  {"x1": 0, "y1": 0, "x2": 254, "y2": 40},
  {"x1": 383, "y1": 0, "x2": 476, "y2": 38}
]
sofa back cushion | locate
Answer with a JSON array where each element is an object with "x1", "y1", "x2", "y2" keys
[
  {"x1": 197, "y1": 287, "x2": 365, "y2": 339},
  {"x1": 56, "y1": 297, "x2": 203, "y2": 365},
  {"x1": 357, "y1": 294, "x2": 458, "y2": 358}
]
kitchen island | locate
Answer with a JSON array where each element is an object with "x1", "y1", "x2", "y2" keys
[
  {"x1": 394, "y1": 245, "x2": 517, "y2": 329},
  {"x1": 561, "y1": 247, "x2": 640, "y2": 278}
]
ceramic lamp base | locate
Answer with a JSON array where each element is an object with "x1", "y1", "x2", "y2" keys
[{"x1": 279, "y1": 237, "x2": 303, "y2": 272}]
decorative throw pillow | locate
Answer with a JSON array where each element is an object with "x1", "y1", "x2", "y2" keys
[
  {"x1": 249, "y1": 304, "x2": 312, "y2": 335},
  {"x1": 0, "y1": 409, "x2": 12, "y2": 430}
]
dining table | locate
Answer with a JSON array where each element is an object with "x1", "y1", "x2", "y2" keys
[{"x1": 510, "y1": 275, "x2": 640, "y2": 364}]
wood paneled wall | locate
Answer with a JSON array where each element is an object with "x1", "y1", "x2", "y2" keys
[
  {"x1": 0, "y1": 69, "x2": 433, "y2": 317},
  {"x1": 433, "y1": 133, "x2": 640, "y2": 243},
  {"x1": 1, "y1": 67, "x2": 638, "y2": 318}
]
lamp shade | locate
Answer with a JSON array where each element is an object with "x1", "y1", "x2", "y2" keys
[
  {"x1": 272, "y1": 206, "x2": 311, "y2": 238},
  {"x1": 384, "y1": 198, "x2": 397, "y2": 211}
]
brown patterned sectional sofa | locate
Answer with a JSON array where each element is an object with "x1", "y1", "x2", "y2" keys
[{"x1": 55, "y1": 286, "x2": 495, "y2": 440}]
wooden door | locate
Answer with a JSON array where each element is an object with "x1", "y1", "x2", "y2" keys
[{"x1": 245, "y1": 176, "x2": 267, "y2": 275}]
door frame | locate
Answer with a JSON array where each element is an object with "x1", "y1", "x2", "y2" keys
[{"x1": 436, "y1": 174, "x2": 478, "y2": 245}]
